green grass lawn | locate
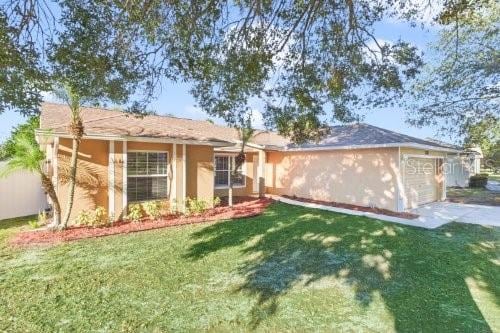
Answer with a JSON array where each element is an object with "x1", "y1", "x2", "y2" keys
[
  {"x1": 0, "y1": 204, "x2": 499, "y2": 332},
  {"x1": 488, "y1": 174, "x2": 500, "y2": 182}
]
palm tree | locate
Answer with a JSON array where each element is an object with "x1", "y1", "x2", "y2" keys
[
  {"x1": 55, "y1": 85, "x2": 84, "y2": 229},
  {"x1": 0, "y1": 132, "x2": 61, "y2": 226},
  {"x1": 228, "y1": 121, "x2": 254, "y2": 207}
]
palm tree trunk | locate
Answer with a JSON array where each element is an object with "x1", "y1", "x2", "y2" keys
[
  {"x1": 61, "y1": 137, "x2": 80, "y2": 228},
  {"x1": 41, "y1": 173, "x2": 61, "y2": 226}
]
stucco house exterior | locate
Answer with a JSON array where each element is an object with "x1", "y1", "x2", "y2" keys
[{"x1": 37, "y1": 103, "x2": 460, "y2": 223}]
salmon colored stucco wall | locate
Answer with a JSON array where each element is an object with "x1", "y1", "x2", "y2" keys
[
  {"x1": 214, "y1": 152, "x2": 257, "y2": 198},
  {"x1": 57, "y1": 138, "x2": 109, "y2": 223},
  {"x1": 265, "y1": 148, "x2": 401, "y2": 211},
  {"x1": 186, "y1": 145, "x2": 215, "y2": 206}
]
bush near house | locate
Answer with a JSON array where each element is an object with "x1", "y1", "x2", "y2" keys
[
  {"x1": 75, "y1": 207, "x2": 108, "y2": 227},
  {"x1": 185, "y1": 197, "x2": 209, "y2": 215},
  {"x1": 469, "y1": 173, "x2": 489, "y2": 188},
  {"x1": 127, "y1": 203, "x2": 144, "y2": 223},
  {"x1": 142, "y1": 200, "x2": 163, "y2": 221}
]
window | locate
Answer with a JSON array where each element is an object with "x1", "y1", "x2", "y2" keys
[
  {"x1": 127, "y1": 152, "x2": 168, "y2": 202},
  {"x1": 214, "y1": 155, "x2": 245, "y2": 188}
]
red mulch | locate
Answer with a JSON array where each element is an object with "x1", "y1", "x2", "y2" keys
[
  {"x1": 10, "y1": 197, "x2": 273, "y2": 247},
  {"x1": 282, "y1": 195, "x2": 418, "y2": 219}
]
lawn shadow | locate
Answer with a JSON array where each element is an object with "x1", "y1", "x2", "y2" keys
[{"x1": 185, "y1": 202, "x2": 499, "y2": 331}]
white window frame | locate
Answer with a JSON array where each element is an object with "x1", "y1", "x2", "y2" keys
[
  {"x1": 214, "y1": 153, "x2": 246, "y2": 189},
  {"x1": 127, "y1": 150, "x2": 169, "y2": 202}
]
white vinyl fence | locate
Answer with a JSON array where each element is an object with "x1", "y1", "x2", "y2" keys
[{"x1": 0, "y1": 161, "x2": 48, "y2": 220}]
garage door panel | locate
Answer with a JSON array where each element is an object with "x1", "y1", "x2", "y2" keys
[{"x1": 404, "y1": 157, "x2": 438, "y2": 208}]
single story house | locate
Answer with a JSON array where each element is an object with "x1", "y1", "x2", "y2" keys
[{"x1": 37, "y1": 103, "x2": 461, "y2": 223}]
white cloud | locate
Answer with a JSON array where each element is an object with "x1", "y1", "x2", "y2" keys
[
  {"x1": 250, "y1": 108, "x2": 265, "y2": 130},
  {"x1": 178, "y1": 105, "x2": 227, "y2": 126},
  {"x1": 41, "y1": 90, "x2": 58, "y2": 103},
  {"x1": 363, "y1": 38, "x2": 393, "y2": 62}
]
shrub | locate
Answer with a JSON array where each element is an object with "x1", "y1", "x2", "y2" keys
[
  {"x1": 213, "y1": 196, "x2": 221, "y2": 207},
  {"x1": 127, "y1": 203, "x2": 143, "y2": 223},
  {"x1": 186, "y1": 197, "x2": 208, "y2": 215},
  {"x1": 37, "y1": 211, "x2": 48, "y2": 226},
  {"x1": 76, "y1": 210, "x2": 92, "y2": 226},
  {"x1": 93, "y1": 207, "x2": 108, "y2": 226},
  {"x1": 76, "y1": 207, "x2": 109, "y2": 227},
  {"x1": 28, "y1": 220, "x2": 40, "y2": 229},
  {"x1": 469, "y1": 174, "x2": 489, "y2": 188},
  {"x1": 143, "y1": 200, "x2": 163, "y2": 221}
]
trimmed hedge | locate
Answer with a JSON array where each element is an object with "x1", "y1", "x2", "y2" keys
[{"x1": 469, "y1": 173, "x2": 489, "y2": 188}]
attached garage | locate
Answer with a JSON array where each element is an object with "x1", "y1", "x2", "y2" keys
[
  {"x1": 263, "y1": 124, "x2": 457, "y2": 213},
  {"x1": 402, "y1": 156, "x2": 442, "y2": 209}
]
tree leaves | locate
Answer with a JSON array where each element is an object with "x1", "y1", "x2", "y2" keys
[{"x1": 408, "y1": 0, "x2": 499, "y2": 139}]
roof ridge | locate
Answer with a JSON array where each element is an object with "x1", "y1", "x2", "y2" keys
[{"x1": 41, "y1": 101, "x2": 220, "y2": 126}]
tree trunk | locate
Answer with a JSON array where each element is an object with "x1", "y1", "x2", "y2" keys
[
  {"x1": 41, "y1": 173, "x2": 61, "y2": 226},
  {"x1": 61, "y1": 137, "x2": 80, "y2": 228}
]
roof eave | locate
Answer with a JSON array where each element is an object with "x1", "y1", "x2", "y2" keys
[
  {"x1": 35, "y1": 129, "x2": 234, "y2": 147},
  {"x1": 279, "y1": 142, "x2": 462, "y2": 153}
]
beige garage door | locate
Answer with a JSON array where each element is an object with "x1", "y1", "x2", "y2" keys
[{"x1": 404, "y1": 157, "x2": 438, "y2": 209}]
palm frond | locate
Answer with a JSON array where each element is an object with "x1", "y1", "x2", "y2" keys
[{"x1": 0, "y1": 134, "x2": 44, "y2": 178}]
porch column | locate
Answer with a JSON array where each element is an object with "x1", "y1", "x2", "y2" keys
[
  {"x1": 108, "y1": 140, "x2": 115, "y2": 218},
  {"x1": 258, "y1": 149, "x2": 266, "y2": 197},
  {"x1": 182, "y1": 144, "x2": 187, "y2": 212},
  {"x1": 52, "y1": 137, "x2": 59, "y2": 194},
  {"x1": 171, "y1": 144, "x2": 177, "y2": 208},
  {"x1": 122, "y1": 141, "x2": 127, "y2": 213},
  {"x1": 440, "y1": 158, "x2": 447, "y2": 201}
]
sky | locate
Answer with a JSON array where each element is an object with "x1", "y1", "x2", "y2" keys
[{"x1": 0, "y1": 11, "x2": 453, "y2": 144}]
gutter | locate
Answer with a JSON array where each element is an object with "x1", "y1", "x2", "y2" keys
[{"x1": 278, "y1": 142, "x2": 462, "y2": 153}]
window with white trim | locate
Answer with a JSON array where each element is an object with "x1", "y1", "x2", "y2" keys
[
  {"x1": 127, "y1": 152, "x2": 168, "y2": 202},
  {"x1": 214, "y1": 155, "x2": 245, "y2": 188}
]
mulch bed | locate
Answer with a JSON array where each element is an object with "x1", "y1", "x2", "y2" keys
[
  {"x1": 10, "y1": 197, "x2": 273, "y2": 247},
  {"x1": 282, "y1": 195, "x2": 418, "y2": 219}
]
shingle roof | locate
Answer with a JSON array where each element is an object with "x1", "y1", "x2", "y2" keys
[
  {"x1": 39, "y1": 103, "x2": 456, "y2": 151},
  {"x1": 285, "y1": 123, "x2": 458, "y2": 151},
  {"x1": 39, "y1": 102, "x2": 289, "y2": 146}
]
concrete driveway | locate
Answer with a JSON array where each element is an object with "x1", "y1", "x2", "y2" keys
[{"x1": 412, "y1": 202, "x2": 500, "y2": 228}]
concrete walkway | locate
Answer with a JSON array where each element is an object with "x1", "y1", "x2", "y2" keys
[
  {"x1": 486, "y1": 180, "x2": 500, "y2": 192},
  {"x1": 412, "y1": 201, "x2": 500, "y2": 227},
  {"x1": 272, "y1": 196, "x2": 500, "y2": 229}
]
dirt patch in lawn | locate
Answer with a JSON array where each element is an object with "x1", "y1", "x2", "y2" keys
[
  {"x1": 447, "y1": 187, "x2": 499, "y2": 206},
  {"x1": 10, "y1": 197, "x2": 272, "y2": 247},
  {"x1": 282, "y1": 195, "x2": 419, "y2": 219}
]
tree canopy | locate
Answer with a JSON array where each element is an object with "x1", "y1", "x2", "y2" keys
[
  {"x1": 408, "y1": 0, "x2": 499, "y2": 139},
  {"x1": 0, "y1": 116, "x2": 39, "y2": 161},
  {"x1": 0, "y1": 0, "x2": 497, "y2": 142}
]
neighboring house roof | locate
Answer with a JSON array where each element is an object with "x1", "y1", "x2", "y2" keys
[
  {"x1": 464, "y1": 146, "x2": 483, "y2": 158},
  {"x1": 285, "y1": 123, "x2": 460, "y2": 152},
  {"x1": 39, "y1": 103, "x2": 459, "y2": 152}
]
